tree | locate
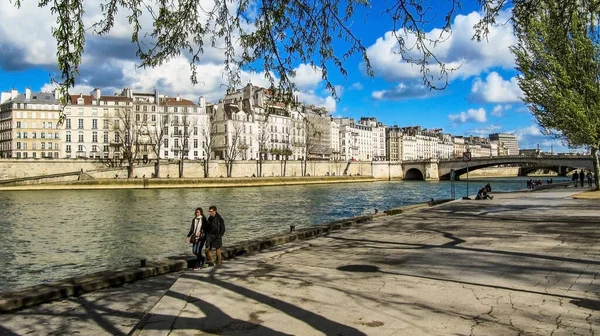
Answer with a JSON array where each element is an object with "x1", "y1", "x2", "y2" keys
[
  {"x1": 13, "y1": 0, "x2": 513, "y2": 103},
  {"x1": 256, "y1": 112, "x2": 271, "y2": 177},
  {"x1": 224, "y1": 120, "x2": 244, "y2": 177},
  {"x1": 112, "y1": 108, "x2": 143, "y2": 178},
  {"x1": 511, "y1": 0, "x2": 600, "y2": 190},
  {"x1": 171, "y1": 113, "x2": 195, "y2": 178},
  {"x1": 299, "y1": 107, "x2": 330, "y2": 176},
  {"x1": 201, "y1": 117, "x2": 217, "y2": 178},
  {"x1": 149, "y1": 113, "x2": 170, "y2": 178}
]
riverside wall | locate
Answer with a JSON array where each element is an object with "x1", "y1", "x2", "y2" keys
[{"x1": 0, "y1": 159, "x2": 403, "y2": 181}]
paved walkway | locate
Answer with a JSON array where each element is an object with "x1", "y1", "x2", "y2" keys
[
  {"x1": 134, "y1": 188, "x2": 599, "y2": 336},
  {"x1": 1, "y1": 188, "x2": 598, "y2": 335}
]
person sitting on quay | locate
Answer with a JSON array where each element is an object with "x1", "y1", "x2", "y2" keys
[{"x1": 475, "y1": 186, "x2": 493, "y2": 200}]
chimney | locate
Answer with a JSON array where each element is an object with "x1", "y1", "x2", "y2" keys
[
  {"x1": 176, "y1": 95, "x2": 181, "y2": 102},
  {"x1": 199, "y1": 96, "x2": 206, "y2": 110},
  {"x1": 54, "y1": 89, "x2": 62, "y2": 101},
  {"x1": 25, "y1": 88, "x2": 32, "y2": 100},
  {"x1": 11, "y1": 88, "x2": 18, "y2": 100},
  {"x1": 154, "y1": 88, "x2": 159, "y2": 104},
  {"x1": 92, "y1": 88, "x2": 101, "y2": 100},
  {"x1": 1, "y1": 92, "x2": 11, "y2": 104}
]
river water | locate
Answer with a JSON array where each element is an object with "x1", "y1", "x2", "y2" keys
[{"x1": 0, "y1": 177, "x2": 567, "y2": 292}]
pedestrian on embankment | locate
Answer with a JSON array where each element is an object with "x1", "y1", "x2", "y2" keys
[
  {"x1": 573, "y1": 171, "x2": 579, "y2": 187},
  {"x1": 579, "y1": 169, "x2": 585, "y2": 187},
  {"x1": 586, "y1": 170, "x2": 593, "y2": 187},
  {"x1": 205, "y1": 205, "x2": 226, "y2": 266},
  {"x1": 187, "y1": 207, "x2": 208, "y2": 270}
]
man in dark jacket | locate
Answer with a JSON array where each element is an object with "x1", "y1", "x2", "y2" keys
[{"x1": 205, "y1": 205, "x2": 226, "y2": 266}]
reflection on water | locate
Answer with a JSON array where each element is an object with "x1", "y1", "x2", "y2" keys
[{"x1": 0, "y1": 177, "x2": 566, "y2": 292}]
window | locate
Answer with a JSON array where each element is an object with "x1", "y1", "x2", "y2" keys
[
  {"x1": 78, "y1": 132, "x2": 84, "y2": 143},
  {"x1": 193, "y1": 139, "x2": 198, "y2": 148},
  {"x1": 78, "y1": 145, "x2": 84, "y2": 152},
  {"x1": 103, "y1": 145, "x2": 109, "y2": 152},
  {"x1": 164, "y1": 150, "x2": 168, "y2": 157},
  {"x1": 41, "y1": 143, "x2": 45, "y2": 150},
  {"x1": 54, "y1": 133, "x2": 59, "y2": 139},
  {"x1": 164, "y1": 139, "x2": 168, "y2": 148},
  {"x1": 48, "y1": 122, "x2": 53, "y2": 129},
  {"x1": 78, "y1": 108, "x2": 83, "y2": 115},
  {"x1": 66, "y1": 119, "x2": 71, "y2": 129},
  {"x1": 16, "y1": 121, "x2": 21, "y2": 128},
  {"x1": 174, "y1": 139, "x2": 179, "y2": 148},
  {"x1": 103, "y1": 119, "x2": 109, "y2": 129},
  {"x1": 78, "y1": 119, "x2": 84, "y2": 129},
  {"x1": 151, "y1": 114, "x2": 156, "y2": 122},
  {"x1": 33, "y1": 132, "x2": 37, "y2": 139},
  {"x1": 23, "y1": 132, "x2": 28, "y2": 139},
  {"x1": 193, "y1": 127, "x2": 198, "y2": 135},
  {"x1": 136, "y1": 114, "x2": 140, "y2": 121},
  {"x1": 23, "y1": 143, "x2": 27, "y2": 150},
  {"x1": 143, "y1": 114, "x2": 147, "y2": 122},
  {"x1": 92, "y1": 132, "x2": 98, "y2": 143},
  {"x1": 92, "y1": 119, "x2": 98, "y2": 129},
  {"x1": 174, "y1": 116, "x2": 179, "y2": 124},
  {"x1": 32, "y1": 152, "x2": 36, "y2": 158},
  {"x1": 194, "y1": 151, "x2": 198, "y2": 157},
  {"x1": 103, "y1": 132, "x2": 109, "y2": 143}
]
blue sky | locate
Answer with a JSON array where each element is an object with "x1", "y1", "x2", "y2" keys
[{"x1": 0, "y1": 1, "x2": 574, "y2": 152}]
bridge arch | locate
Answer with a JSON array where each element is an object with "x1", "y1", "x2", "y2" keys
[
  {"x1": 404, "y1": 168, "x2": 424, "y2": 180},
  {"x1": 436, "y1": 155, "x2": 593, "y2": 180}
]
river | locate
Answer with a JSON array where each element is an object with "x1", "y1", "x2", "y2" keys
[{"x1": 0, "y1": 177, "x2": 566, "y2": 292}]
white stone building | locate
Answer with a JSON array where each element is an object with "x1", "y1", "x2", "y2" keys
[{"x1": 0, "y1": 88, "x2": 63, "y2": 159}]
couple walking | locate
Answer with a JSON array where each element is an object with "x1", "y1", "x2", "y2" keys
[{"x1": 186, "y1": 206, "x2": 226, "y2": 270}]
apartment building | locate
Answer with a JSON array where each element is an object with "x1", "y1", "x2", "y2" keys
[
  {"x1": 386, "y1": 126, "x2": 402, "y2": 161},
  {"x1": 489, "y1": 133, "x2": 519, "y2": 156},
  {"x1": 0, "y1": 88, "x2": 62, "y2": 159},
  {"x1": 60, "y1": 88, "x2": 209, "y2": 162},
  {"x1": 359, "y1": 117, "x2": 387, "y2": 161}
]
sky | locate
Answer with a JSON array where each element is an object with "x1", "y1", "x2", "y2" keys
[{"x1": 0, "y1": 0, "x2": 576, "y2": 153}]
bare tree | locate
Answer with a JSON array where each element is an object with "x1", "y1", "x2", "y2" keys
[
  {"x1": 224, "y1": 120, "x2": 243, "y2": 177},
  {"x1": 149, "y1": 113, "x2": 170, "y2": 178},
  {"x1": 300, "y1": 108, "x2": 328, "y2": 176},
  {"x1": 255, "y1": 112, "x2": 271, "y2": 177},
  {"x1": 112, "y1": 108, "x2": 143, "y2": 178},
  {"x1": 279, "y1": 141, "x2": 293, "y2": 177},
  {"x1": 171, "y1": 113, "x2": 195, "y2": 178},
  {"x1": 201, "y1": 119, "x2": 217, "y2": 178}
]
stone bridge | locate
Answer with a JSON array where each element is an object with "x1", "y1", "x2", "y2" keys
[{"x1": 401, "y1": 155, "x2": 594, "y2": 180}]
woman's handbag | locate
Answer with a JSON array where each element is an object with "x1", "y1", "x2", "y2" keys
[{"x1": 190, "y1": 234, "x2": 199, "y2": 244}]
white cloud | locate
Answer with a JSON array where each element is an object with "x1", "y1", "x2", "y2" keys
[
  {"x1": 293, "y1": 64, "x2": 323, "y2": 89},
  {"x1": 349, "y1": 82, "x2": 363, "y2": 90},
  {"x1": 468, "y1": 124, "x2": 502, "y2": 136},
  {"x1": 372, "y1": 82, "x2": 433, "y2": 100},
  {"x1": 491, "y1": 104, "x2": 512, "y2": 117},
  {"x1": 296, "y1": 90, "x2": 337, "y2": 112},
  {"x1": 449, "y1": 108, "x2": 487, "y2": 123},
  {"x1": 363, "y1": 10, "x2": 516, "y2": 83},
  {"x1": 469, "y1": 72, "x2": 522, "y2": 103}
]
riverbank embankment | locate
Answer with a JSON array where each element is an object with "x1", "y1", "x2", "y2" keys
[
  {"x1": 0, "y1": 175, "x2": 381, "y2": 191},
  {"x1": 2, "y1": 185, "x2": 597, "y2": 335}
]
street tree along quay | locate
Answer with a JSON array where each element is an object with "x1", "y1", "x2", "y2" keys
[
  {"x1": 11, "y1": 0, "x2": 513, "y2": 103},
  {"x1": 511, "y1": 0, "x2": 600, "y2": 190}
]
